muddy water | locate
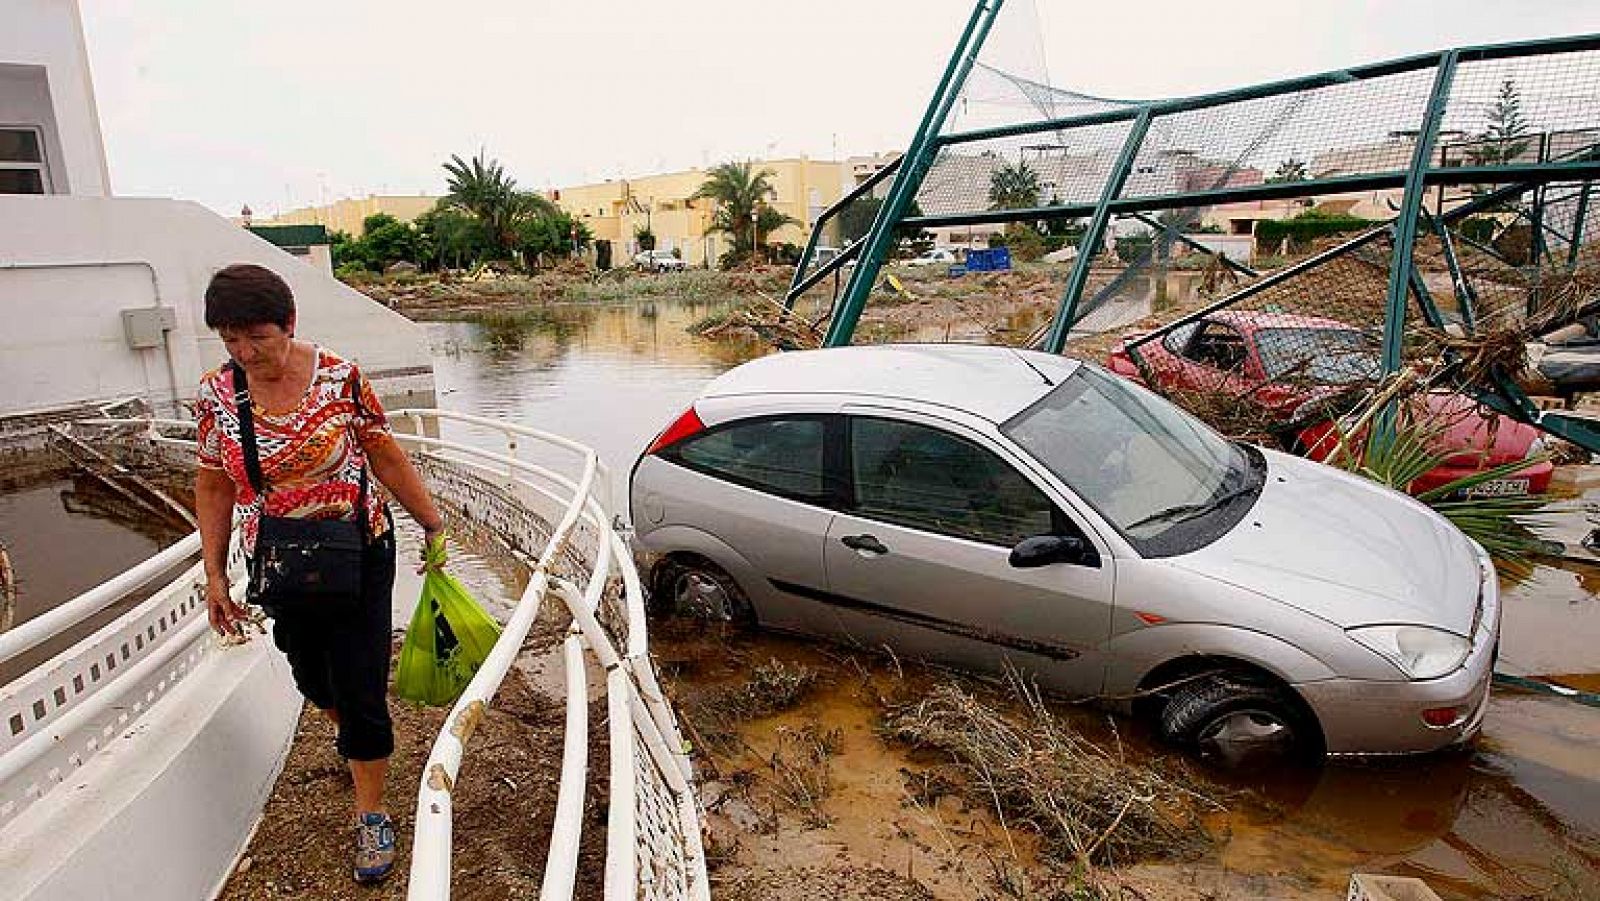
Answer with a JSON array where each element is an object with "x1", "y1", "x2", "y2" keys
[{"x1": 0, "y1": 470, "x2": 185, "y2": 628}]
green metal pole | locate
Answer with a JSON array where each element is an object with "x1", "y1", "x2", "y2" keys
[
  {"x1": 1043, "y1": 109, "x2": 1153, "y2": 354},
  {"x1": 824, "y1": 0, "x2": 1004, "y2": 347},
  {"x1": 1569, "y1": 181, "x2": 1592, "y2": 269},
  {"x1": 1376, "y1": 51, "x2": 1457, "y2": 444},
  {"x1": 1381, "y1": 52, "x2": 1457, "y2": 374}
]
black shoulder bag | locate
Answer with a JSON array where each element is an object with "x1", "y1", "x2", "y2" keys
[{"x1": 233, "y1": 361, "x2": 367, "y2": 617}]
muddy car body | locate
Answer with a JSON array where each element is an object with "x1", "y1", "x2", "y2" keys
[{"x1": 630, "y1": 345, "x2": 1501, "y2": 760}]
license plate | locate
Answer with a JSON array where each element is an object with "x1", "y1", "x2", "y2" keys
[{"x1": 1466, "y1": 478, "x2": 1530, "y2": 498}]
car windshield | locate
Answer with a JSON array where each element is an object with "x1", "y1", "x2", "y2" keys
[
  {"x1": 1254, "y1": 327, "x2": 1381, "y2": 386},
  {"x1": 1002, "y1": 366, "x2": 1250, "y2": 553}
]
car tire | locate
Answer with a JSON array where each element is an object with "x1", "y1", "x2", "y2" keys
[
  {"x1": 1157, "y1": 674, "x2": 1317, "y2": 765},
  {"x1": 649, "y1": 556, "x2": 754, "y2": 625}
]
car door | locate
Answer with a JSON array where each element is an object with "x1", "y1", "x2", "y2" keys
[
  {"x1": 819, "y1": 412, "x2": 1115, "y2": 695},
  {"x1": 655, "y1": 414, "x2": 841, "y2": 630}
]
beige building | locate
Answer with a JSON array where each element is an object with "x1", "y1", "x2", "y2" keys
[
  {"x1": 258, "y1": 194, "x2": 439, "y2": 237},
  {"x1": 554, "y1": 158, "x2": 853, "y2": 268}
]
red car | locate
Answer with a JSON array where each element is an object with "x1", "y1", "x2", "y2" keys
[{"x1": 1107, "y1": 310, "x2": 1553, "y2": 496}]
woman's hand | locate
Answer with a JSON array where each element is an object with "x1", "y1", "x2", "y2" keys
[
  {"x1": 419, "y1": 524, "x2": 448, "y2": 574},
  {"x1": 205, "y1": 574, "x2": 248, "y2": 637}
]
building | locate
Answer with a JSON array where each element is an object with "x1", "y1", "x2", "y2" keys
[
  {"x1": 246, "y1": 224, "x2": 334, "y2": 273},
  {"x1": 0, "y1": 0, "x2": 432, "y2": 419},
  {"x1": 554, "y1": 158, "x2": 852, "y2": 268},
  {"x1": 256, "y1": 193, "x2": 439, "y2": 237}
]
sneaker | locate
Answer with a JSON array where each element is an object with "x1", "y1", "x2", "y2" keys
[{"x1": 353, "y1": 812, "x2": 396, "y2": 884}]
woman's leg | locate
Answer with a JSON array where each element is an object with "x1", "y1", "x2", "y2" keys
[
  {"x1": 328, "y1": 531, "x2": 397, "y2": 812},
  {"x1": 350, "y1": 756, "x2": 388, "y2": 813}
]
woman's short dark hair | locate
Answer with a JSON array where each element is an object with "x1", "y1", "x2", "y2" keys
[{"x1": 204, "y1": 264, "x2": 295, "y2": 330}]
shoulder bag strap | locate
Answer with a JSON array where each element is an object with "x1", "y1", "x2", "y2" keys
[
  {"x1": 231, "y1": 362, "x2": 267, "y2": 497},
  {"x1": 348, "y1": 366, "x2": 371, "y2": 547}
]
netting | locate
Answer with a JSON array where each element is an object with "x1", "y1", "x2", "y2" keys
[{"x1": 789, "y1": 2, "x2": 1600, "y2": 451}]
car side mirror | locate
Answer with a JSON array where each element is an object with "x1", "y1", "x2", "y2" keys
[{"x1": 1009, "y1": 534, "x2": 1088, "y2": 568}]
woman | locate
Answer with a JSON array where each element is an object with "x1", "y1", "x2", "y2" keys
[{"x1": 194, "y1": 263, "x2": 446, "y2": 885}]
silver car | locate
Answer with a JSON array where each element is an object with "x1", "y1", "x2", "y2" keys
[{"x1": 629, "y1": 345, "x2": 1500, "y2": 761}]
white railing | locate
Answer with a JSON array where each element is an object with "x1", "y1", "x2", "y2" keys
[
  {"x1": 0, "y1": 411, "x2": 706, "y2": 900},
  {"x1": 391, "y1": 409, "x2": 707, "y2": 901},
  {"x1": 0, "y1": 485, "x2": 247, "y2": 826}
]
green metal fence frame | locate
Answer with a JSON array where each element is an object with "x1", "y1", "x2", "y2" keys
[
  {"x1": 820, "y1": 18, "x2": 1600, "y2": 348},
  {"x1": 808, "y1": 7, "x2": 1600, "y2": 447}
]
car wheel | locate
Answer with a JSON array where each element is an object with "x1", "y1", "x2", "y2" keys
[
  {"x1": 1157, "y1": 674, "x2": 1315, "y2": 766},
  {"x1": 650, "y1": 557, "x2": 754, "y2": 625}
]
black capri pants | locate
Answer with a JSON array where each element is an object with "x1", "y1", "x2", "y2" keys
[{"x1": 270, "y1": 530, "x2": 397, "y2": 761}]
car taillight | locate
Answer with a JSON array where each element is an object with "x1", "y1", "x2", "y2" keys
[{"x1": 646, "y1": 406, "x2": 705, "y2": 455}]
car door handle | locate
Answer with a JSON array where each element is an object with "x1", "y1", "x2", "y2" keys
[{"x1": 840, "y1": 534, "x2": 888, "y2": 555}]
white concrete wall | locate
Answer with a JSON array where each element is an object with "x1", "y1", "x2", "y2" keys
[
  {"x1": 0, "y1": 195, "x2": 435, "y2": 416},
  {"x1": 0, "y1": 1, "x2": 110, "y2": 196}
]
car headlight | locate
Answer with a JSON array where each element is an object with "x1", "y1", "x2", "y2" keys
[{"x1": 1348, "y1": 625, "x2": 1472, "y2": 680}]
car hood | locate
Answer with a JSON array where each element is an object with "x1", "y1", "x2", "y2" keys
[{"x1": 1169, "y1": 450, "x2": 1480, "y2": 635}]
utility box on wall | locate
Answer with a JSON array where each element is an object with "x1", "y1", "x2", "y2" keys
[{"x1": 121, "y1": 307, "x2": 177, "y2": 349}]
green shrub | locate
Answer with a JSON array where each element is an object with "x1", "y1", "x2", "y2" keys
[{"x1": 1256, "y1": 210, "x2": 1378, "y2": 251}]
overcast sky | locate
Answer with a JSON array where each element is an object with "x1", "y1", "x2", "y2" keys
[{"x1": 79, "y1": 0, "x2": 1598, "y2": 217}]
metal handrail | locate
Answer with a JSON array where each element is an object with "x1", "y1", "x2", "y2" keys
[
  {"x1": 14, "y1": 411, "x2": 700, "y2": 899},
  {"x1": 392, "y1": 408, "x2": 703, "y2": 901},
  {"x1": 403, "y1": 433, "x2": 598, "y2": 899},
  {"x1": 0, "y1": 533, "x2": 201, "y2": 666}
]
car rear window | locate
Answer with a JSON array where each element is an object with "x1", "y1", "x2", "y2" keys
[{"x1": 670, "y1": 417, "x2": 827, "y2": 502}]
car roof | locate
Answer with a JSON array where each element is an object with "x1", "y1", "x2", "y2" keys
[{"x1": 699, "y1": 344, "x2": 1082, "y2": 422}]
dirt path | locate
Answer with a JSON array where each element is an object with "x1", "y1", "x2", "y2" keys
[{"x1": 216, "y1": 658, "x2": 608, "y2": 900}]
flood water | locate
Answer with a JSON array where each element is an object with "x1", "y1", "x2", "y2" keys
[{"x1": 5, "y1": 293, "x2": 1597, "y2": 898}]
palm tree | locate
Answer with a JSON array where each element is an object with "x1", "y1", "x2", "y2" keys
[
  {"x1": 443, "y1": 151, "x2": 522, "y2": 258},
  {"x1": 693, "y1": 161, "x2": 796, "y2": 262},
  {"x1": 988, "y1": 161, "x2": 1041, "y2": 211}
]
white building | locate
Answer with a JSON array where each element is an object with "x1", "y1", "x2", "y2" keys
[{"x1": 0, "y1": 0, "x2": 433, "y2": 418}]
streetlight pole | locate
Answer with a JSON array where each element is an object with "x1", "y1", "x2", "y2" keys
[{"x1": 750, "y1": 205, "x2": 760, "y2": 265}]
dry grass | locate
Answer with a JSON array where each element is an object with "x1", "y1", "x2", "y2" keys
[{"x1": 882, "y1": 677, "x2": 1221, "y2": 870}]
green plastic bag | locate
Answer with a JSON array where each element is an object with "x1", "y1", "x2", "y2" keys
[{"x1": 395, "y1": 537, "x2": 503, "y2": 706}]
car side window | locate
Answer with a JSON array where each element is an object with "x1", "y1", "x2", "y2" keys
[
  {"x1": 1187, "y1": 322, "x2": 1248, "y2": 373},
  {"x1": 1162, "y1": 321, "x2": 1200, "y2": 357},
  {"x1": 849, "y1": 417, "x2": 1056, "y2": 547},
  {"x1": 671, "y1": 417, "x2": 828, "y2": 503}
]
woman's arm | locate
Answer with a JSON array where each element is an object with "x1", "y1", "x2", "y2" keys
[
  {"x1": 196, "y1": 466, "x2": 246, "y2": 635},
  {"x1": 366, "y1": 434, "x2": 446, "y2": 540}
]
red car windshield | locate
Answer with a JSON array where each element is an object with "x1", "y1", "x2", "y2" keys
[{"x1": 1253, "y1": 327, "x2": 1381, "y2": 386}]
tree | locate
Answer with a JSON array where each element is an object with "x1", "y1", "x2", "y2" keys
[
  {"x1": 360, "y1": 213, "x2": 419, "y2": 270},
  {"x1": 634, "y1": 224, "x2": 657, "y2": 251},
  {"x1": 414, "y1": 204, "x2": 488, "y2": 270},
  {"x1": 442, "y1": 151, "x2": 522, "y2": 258},
  {"x1": 988, "y1": 161, "x2": 1040, "y2": 211},
  {"x1": 1470, "y1": 78, "x2": 1531, "y2": 166},
  {"x1": 693, "y1": 161, "x2": 797, "y2": 264},
  {"x1": 836, "y1": 195, "x2": 928, "y2": 247},
  {"x1": 1267, "y1": 156, "x2": 1308, "y2": 184},
  {"x1": 515, "y1": 208, "x2": 590, "y2": 267}
]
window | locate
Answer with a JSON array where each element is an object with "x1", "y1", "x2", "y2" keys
[
  {"x1": 1184, "y1": 321, "x2": 1248, "y2": 373},
  {"x1": 850, "y1": 418, "x2": 1055, "y2": 547},
  {"x1": 0, "y1": 128, "x2": 46, "y2": 194},
  {"x1": 671, "y1": 417, "x2": 828, "y2": 502},
  {"x1": 1161, "y1": 321, "x2": 1200, "y2": 356}
]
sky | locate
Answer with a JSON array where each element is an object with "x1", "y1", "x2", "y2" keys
[{"x1": 78, "y1": 0, "x2": 1600, "y2": 217}]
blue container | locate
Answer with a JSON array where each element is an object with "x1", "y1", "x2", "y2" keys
[{"x1": 966, "y1": 247, "x2": 1013, "y2": 272}]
